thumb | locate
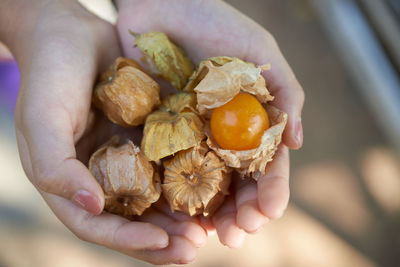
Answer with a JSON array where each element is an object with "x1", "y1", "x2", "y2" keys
[
  {"x1": 15, "y1": 100, "x2": 104, "y2": 215},
  {"x1": 13, "y1": 27, "x2": 107, "y2": 215}
]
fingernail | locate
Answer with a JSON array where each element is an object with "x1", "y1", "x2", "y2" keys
[
  {"x1": 249, "y1": 219, "x2": 268, "y2": 233},
  {"x1": 157, "y1": 237, "x2": 169, "y2": 249},
  {"x1": 273, "y1": 208, "x2": 285, "y2": 219},
  {"x1": 147, "y1": 239, "x2": 169, "y2": 251},
  {"x1": 207, "y1": 229, "x2": 216, "y2": 237},
  {"x1": 251, "y1": 226, "x2": 263, "y2": 234},
  {"x1": 73, "y1": 190, "x2": 101, "y2": 215},
  {"x1": 225, "y1": 235, "x2": 245, "y2": 249},
  {"x1": 295, "y1": 118, "x2": 303, "y2": 147}
]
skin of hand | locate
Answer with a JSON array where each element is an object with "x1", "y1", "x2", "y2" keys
[
  {"x1": 1, "y1": 0, "x2": 207, "y2": 265},
  {"x1": 116, "y1": 0, "x2": 304, "y2": 249}
]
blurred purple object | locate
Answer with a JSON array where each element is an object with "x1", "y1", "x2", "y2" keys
[{"x1": 0, "y1": 59, "x2": 20, "y2": 115}]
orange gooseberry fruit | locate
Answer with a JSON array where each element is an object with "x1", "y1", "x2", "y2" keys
[{"x1": 210, "y1": 93, "x2": 270, "y2": 150}]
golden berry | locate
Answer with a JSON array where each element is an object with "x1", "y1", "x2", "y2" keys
[{"x1": 210, "y1": 93, "x2": 270, "y2": 150}]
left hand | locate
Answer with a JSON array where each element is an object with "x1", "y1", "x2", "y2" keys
[
  {"x1": 6, "y1": 1, "x2": 206, "y2": 264},
  {"x1": 116, "y1": 0, "x2": 304, "y2": 248}
]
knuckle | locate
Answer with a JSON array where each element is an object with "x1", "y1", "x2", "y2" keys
[
  {"x1": 33, "y1": 165, "x2": 59, "y2": 193},
  {"x1": 264, "y1": 31, "x2": 277, "y2": 44},
  {"x1": 34, "y1": 172, "x2": 54, "y2": 193},
  {"x1": 262, "y1": 30, "x2": 279, "y2": 50},
  {"x1": 71, "y1": 214, "x2": 93, "y2": 243}
]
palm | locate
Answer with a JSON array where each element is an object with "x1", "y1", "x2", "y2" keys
[{"x1": 75, "y1": 111, "x2": 140, "y2": 164}]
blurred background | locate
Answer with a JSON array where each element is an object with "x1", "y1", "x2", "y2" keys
[{"x1": 1, "y1": 0, "x2": 400, "y2": 266}]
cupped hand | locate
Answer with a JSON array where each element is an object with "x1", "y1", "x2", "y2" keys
[
  {"x1": 9, "y1": 1, "x2": 205, "y2": 265},
  {"x1": 116, "y1": 0, "x2": 304, "y2": 248}
]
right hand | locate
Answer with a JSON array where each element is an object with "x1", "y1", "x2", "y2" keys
[{"x1": 116, "y1": 0, "x2": 304, "y2": 249}]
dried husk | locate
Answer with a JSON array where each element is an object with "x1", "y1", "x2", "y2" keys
[
  {"x1": 93, "y1": 57, "x2": 160, "y2": 127},
  {"x1": 163, "y1": 143, "x2": 232, "y2": 216},
  {"x1": 183, "y1": 56, "x2": 274, "y2": 117},
  {"x1": 89, "y1": 137, "x2": 161, "y2": 216},
  {"x1": 131, "y1": 31, "x2": 194, "y2": 90},
  {"x1": 206, "y1": 105, "x2": 287, "y2": 180},
  {"x1": 141, "y1": 92, "x2": 205, "y2": 161}
]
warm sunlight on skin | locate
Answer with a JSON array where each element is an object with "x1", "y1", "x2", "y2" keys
[{"x1": 210, "y1": 93, "x2": 270, "y2": 150}]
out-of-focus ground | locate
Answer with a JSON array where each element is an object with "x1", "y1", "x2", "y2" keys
[{"x1": 1, "y1": 0, "x2": 400, "y2": 266}]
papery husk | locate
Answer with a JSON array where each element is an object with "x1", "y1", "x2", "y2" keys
[
  {"x1": 93, "y1": 57, "x2": 160, "y2": 127},
  {"x1": 131, "y1": 31, "x2": 194, "y2": 90},
  {"x1": 141, "y1": 92, "x2": 205, "y2": 161},
  {"x1": 206, "y1": 105, "x2": 287, "y2": 180},
  {"x1": 89, "y1": 137, "x2": 161, "y2": 216},
  {"x1": 163, "y1": 142, "x2": 232, "y2": 216},
  {"x1": 183, "y1": 56, "x2": 274, "y2": 116}
]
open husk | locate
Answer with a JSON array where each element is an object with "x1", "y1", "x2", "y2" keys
[
  {"x1": 141, "y1": 92, "x2": 205, "y2": 161},
  {"x1": 206, "y1": 105, "x2": 287, "y2": 180},
  {"x1": 188, "y1": 56, "x2": 286, "y2": 180},
  {"x1": 163, "y1": 143, "x2": 232, "y2": 216},
  {"x1": 93, "y1": 57, "x2": 160, "y2": 127},
  {"x1": 184, "y1": 56, "x2": 274, "y2": 117},
  {"x1": 89, "y1": 137, "x2": 161, "y2": 216}
]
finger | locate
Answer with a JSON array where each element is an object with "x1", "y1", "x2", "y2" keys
[
  {"x1": 43, "y1": 191, "x2": 196, "y2": 265},
  {"x1": 258, "y1": 145, "x2": 290, "y2": 219},
  {"x1": 42, "y1": 192, "x2": 169, "y2": 251},
  {"x1": 153, "y1": 197, "x2": 199, "y2": 223},
  {"x1": 212, "y1": 196, "x2": 246, "y2": 249},
  {"x1": 234, "y1": 176, "x2": 268, "y2": 233},
  {"x1": 250, "y1": 36, "x2": 304, "y2": 150},
  {"x1": 199, "y1": 216, "x2": 216, "y2": 236},
  {"x1": 139, "y1": 209, "x2": 207, "y2": 248},
  {"x1": 237, "y1": 202, "x2": 268, "y2": 233},
  {"x1": 128, "y1": 236, "x2": 197, "y2": 265}
]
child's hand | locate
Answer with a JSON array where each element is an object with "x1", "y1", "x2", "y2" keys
[
  {"x1": 5, "y1": 1, "x2": 205, "y2": 265},
  {"x1": 116, "y1": 0, "x2": 304, "y2": 248}
]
